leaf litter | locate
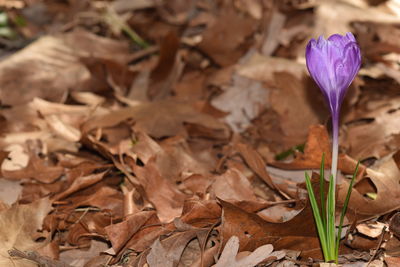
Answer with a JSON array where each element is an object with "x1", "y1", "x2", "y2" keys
[{"x1": 1, "y1": 0, "x2": 400, "y2": 266}]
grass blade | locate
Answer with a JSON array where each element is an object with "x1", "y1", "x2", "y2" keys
[
  {"x1": 305, "y1": 172, "x2": 329, "y2": 261},
  {"x1": 336, "y1": 161, "x2": 360, "y2": 260}
]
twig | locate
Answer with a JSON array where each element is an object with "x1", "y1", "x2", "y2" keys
[
  {"x1": 8, "y1": 248, "x2": 71, "y2": 267},
  {"x1": 367, "y1": 226, "x2": 387, "y2": 266}
]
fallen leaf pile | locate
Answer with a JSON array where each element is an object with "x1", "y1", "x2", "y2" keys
[{"x1": 1, "y1": 0, "x2": 400, "y2": 266}]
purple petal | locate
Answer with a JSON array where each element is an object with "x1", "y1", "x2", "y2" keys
[{"x1": 305, "y1": 32, "x2": 361, "y2": 114}]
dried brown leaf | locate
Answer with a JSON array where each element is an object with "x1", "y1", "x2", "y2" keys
[
  {"x1": 235, "y1": 143, "x2": 276, "y2": 190},
  {"x1": 385, "y1": 256, "x2": 400, "y2": 267},
  {"x1": 313, "y1": 0, "x2": 400, "y2": 38},
  {"x1": 356, "y1": 221, "x2": 386, "y2": 238},
  {"x1": 105, "y1": 211, "x2": 156, "y2": 254},
  {"x1": 2, "y1": 152, "x2": 64, "y2": 183},
  {"x1": 179, "y1": 199, "x2": 221, "y2": 227},
  {"x1": 52, "y1": 172, "x2": 106, "y2": 201},
  {"x1": 198, "y1": 6, "x2": 258, "y2": 66},
  {"x1": 82, "y1": 100, "x2": 230, "y2": 139},
  {"x1": 271, "y1": 125, "x2": 365, "y2": 177},
  {"x1": 59, "y1": 240, "x2": 108, "y2": 267},
  {"x1": 0, "y1": 197, "x2": 52, "y2": 266},
  {"x1": 66, "y1": 185, "x2": 123, "y2": 217},
  {"x1": 211, "y1": 168, "x2": 258, "y2": 202},
  {"x1": 338, "y1": 155, "x2": 400, "y2": 220},
  {"x1": 0, "y1": 178, "x2": 22, "y2": 205},
  {"x1": 0, "y1": 29, "x2": 129, "y2": 106},
  {"x1": 219, "y1": 199, "x2": 322, "y2": 259},
  {"x1": 65, "y1": 211, "x2": 111, "y2": 246},
  {"x1": 125, "y1": 213, "x2": 170, "y2": 252},
  {"x1": 269, "y1": 72, "x2": 324, "y2": 145},
  {"x1": 112, "y1": 0, "x2": 156, "y2": 13},
  {"x1": 148, "y1": 31, "x2": 182, "y2": 100},
  {"x1": 343, "y1": 96, "x2": 400, "y2": 160},
  {"x1": 272, "y1": 124, "x2": 331, "y2": 169},
  {"x1": 213, "y1": 236, "x2": 284, "y2": 267},
  {"x1": 211, "y1": 74, "x2": 268, "y2": 133},
  {"x1": 236, "y1": 53, "x2": 306, "y2": 82},
  {"x1": 146, "y1": 229, "x2": 206, "y2": 267},
  {"x1": 132, "y1": 158, "x2": 186, "y2": 223}
]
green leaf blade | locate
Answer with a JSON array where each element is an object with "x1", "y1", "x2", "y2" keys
[
  {"x1": 305, "y1": 172, "x2": 329, "y2": 261},
  {"x1": 336, "y1": 161, "x2": 360, "y2": 260}
]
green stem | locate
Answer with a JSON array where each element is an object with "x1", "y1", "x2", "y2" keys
[
  {"x1": 320, "y1": 153, "x2": 326, "y2": 230},
  {"x1": 327, "y1": 173, "x2": 336, "y2": 261}
]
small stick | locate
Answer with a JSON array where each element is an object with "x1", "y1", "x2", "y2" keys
[
  {"x1": 8, "y1": 248, "x2": 71, "y2": 267},
  {"x1": 367, "y1": 226, "x2": 387, "y2": 266}
]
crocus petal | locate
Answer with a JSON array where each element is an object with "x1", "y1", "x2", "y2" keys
[
  {"x1": 305, "y1": 40, "x2": 331, "y2": 100},
  {"x1": 305, "y1": 32, "x2": 361, "y2": 114}
]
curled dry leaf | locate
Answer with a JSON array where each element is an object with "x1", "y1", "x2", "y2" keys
[
  {"x1": 43, "y1": 114, "x2": 81, "y2": 142},
  {"x1": 236, "y1": 52, "x2": 306, "y2": 82},
  {"x1": 261, "y1": 10, "x2": 286, "y2": 56},
  {"x1": 124, "y1": 213, "x2": 170, "y2": 253},
  {"x1": 190, "y1": 242, "x2": 220, "y2": 267},
  {"x1": 52, "y1": 171, "x2": 106, "y2": 201},
  {"x1": 0, "y1": 97, "x2": 106, "y2": 155},
  {"x1": 146, "y1": 229, "x2": 208, "y2": 267},
  {"x1": 1, "y1": 145, "x2": 28, "y2": 171},
  {"x1": 174, "y1": 71, "x2": 206, "y2": 101},
  {"x1": 197, "y1": 6, "x2": 258, "y2": 66},
  {"x1": 131, "y1": 158, "x2": 187, "y2": 223},
  {"x1": 70, "y1": 91, "x2": 105, "y2": 107},
  {"x1": 82, "y1": 100, "x2": 230, "y2": 139},
  {"x1": 343, "y1": 96, "x2": 400, "y2": 160},
  {"x1": 211, "y1": 168, "x2": 258, "y2": 202},
  {"x1": 271, "y1": 124, "x2": 365, "y2": 177},
  {"x1": 59, "y1": 240, "x2": 108, "y2": 267},
  {"x1": 155, "y1": 135, "x2": 214, "y2": 182},
  {"x1": 313, "y1": 0, "x2": 400, "y2": 38},
  {"x1": 64, "y1": 184, "x2": 123, "y2": 217},
  {"x1": 65, "y1": 211, "x2": 111, "y2": 246},
  {"x1": 0, "y1": 29, "x2": 129, "y2": 106},
  {"x1": 234, "y1": 0, "x2": 263, "y2": 20},
  {"x1": 269, "y1": 72, "x2": 324, "y2": 145},
  {"x1": 356, "y1": 221, "x2": 387, "y2": 238},
  {"x1": 0, "y1": 36, "x2": 86, "y2": 106},
  {"x1": 2, "y1": 152, "x2": 64, "y2": 183},
  {"x1": 0, "y1": 197, "x2": 52, "y2": 267},
  {"x1": 213, "y1": 235, "x2": 285, "y2": 267},
  {"x1": 338, "y1": 154, "x2": 400, "y2": 220},
  {"x1": 219, "y1": 199, "x2": 322, "y2": 259},
  {"x1": 271, "y1": 124, "x2": 331, "y2": 169},
  {"x1": 389, "y1": 212, "x2": 400, "y2": 238},
  {"x1": 179, "y1": 199, "x2": 221, "y2": 227},
  {"x1": 111, "y1": 0, "x2": 156, "y2": 13},
  {"x1": 385, "y1": 256, "x2": 400, "y2": 267},
  {"x1": 105, "y1": 211, "x2": 156, "y2": 255},
  {"x1": 0, "y1": 178, "x2": 22, "y2": 205},
  {"x1": 235, "y1": 142, "x2": 276, "y2": 190},
  {"x1": 211, "y1": 73, "x2": 269, "y2": 133},
  {"x1": 129, "y1": 131, "x2": 163, "y2": 164},
  {"x1": 148, "y1": 31, "x2": 182, "y2": 100}
]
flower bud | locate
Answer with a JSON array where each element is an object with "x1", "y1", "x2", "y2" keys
[{"x1": 306, "y1": 33, "x2": 361, "y2": 114}]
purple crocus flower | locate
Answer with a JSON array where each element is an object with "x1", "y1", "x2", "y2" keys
[{"x1": 305, "y1": 33, "x2": 361, "y2": 185}]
